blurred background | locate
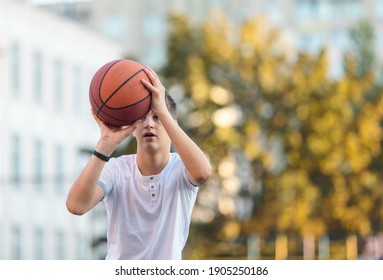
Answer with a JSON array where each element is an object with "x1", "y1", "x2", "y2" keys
[{"x1": 1, "y1": 0, "x2": 383, "y2": 260}]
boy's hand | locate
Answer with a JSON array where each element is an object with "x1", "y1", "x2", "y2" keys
[
  {"x1": 91, "y1": 109, "x2": 140, "y2": 156},
  {"x1": 141, "y1": 66, "x2": 168, "y2": 117}
]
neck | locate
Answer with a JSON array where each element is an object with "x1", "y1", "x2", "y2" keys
[{"x1": 136, "y1": 149, "x2": 170, "y2": 176}]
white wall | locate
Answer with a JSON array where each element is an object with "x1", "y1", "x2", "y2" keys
[{"x1": 0, "y1": 0, "x2": 122, "y2": 259}]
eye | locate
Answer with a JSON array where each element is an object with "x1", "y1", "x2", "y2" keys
[{"x1": 153, "y1": 115, "x2": 159, "y2": 121}]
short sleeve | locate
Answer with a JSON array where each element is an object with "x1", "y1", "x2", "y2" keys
[
  {"x1": 98, "y1": 158, "x2": 119, "y2": 197},
  {"x1": 172, "y1": 154, "x2": 199, "y2": 193}
]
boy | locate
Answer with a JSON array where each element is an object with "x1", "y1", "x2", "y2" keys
[{"x1": 66, "y1": 66, "x2": 212, "y2": 259}]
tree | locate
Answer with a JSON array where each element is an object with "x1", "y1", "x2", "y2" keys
[{"x1": 159, "y1": 14, "x2": 383, "y2": 259}]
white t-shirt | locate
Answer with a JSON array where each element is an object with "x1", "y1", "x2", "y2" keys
[{"x1": 98, "y1": 152, "x2": 198, "y2": 260}]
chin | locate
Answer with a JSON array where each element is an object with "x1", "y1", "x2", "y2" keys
[{"x1": 140, "y1": 143, "x2": 159, "y2": 152}]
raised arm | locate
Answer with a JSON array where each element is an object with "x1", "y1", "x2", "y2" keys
[
  {"x1": 66, "y1": 111, "x2": 139, "y2": 215},
  {"x1": 141, "y1": 67, "x2": 212, "y2": 186}
]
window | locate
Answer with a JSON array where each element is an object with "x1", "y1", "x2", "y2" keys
[
  {"x1": 143, "y1": 14, "x2": 164, "y2": 37},
  {"x1": 375, "y1": 31, "x2": 383, "y2": 54},
  {"x1": 76, "y1": 233, "x2": 87, "y2": 260},
  {"x1": 54, "y1": 59, "x2": 64, "y2": 111},
  {"x1": 101, "y1": 15, "x2": 127, "y2": 40},
  {"x1": 34, "y1": 139, "x2": 43, "y2": 192},
  {"x1": 375, "y1": 0, "x2": 383, "y2": 19},
  {"x1": 12, "y1": 225, "x2": 22, "y2": 260},
  {"x1": 332, "y1": 0, "x2": 363, "y2": 21},
  {"x1": 298, "y1": 33, "x2": 321, "y2": 52},
  {"x1": 33, "y1": 51, "x2": 43, "y2": 104},
  {"x1": 142, "y1": 14, "x2": 166, "y2": 65},
  {"x1": 11, "y1": 134, "x2": 21, "y2": 187},
  {"x1": 209, "y1": 0, "x2": 231, "y2": 12},
  {"x1": 34, "y1": 227, "x2": 44, "y2": 260},
  {"x1": 73, "y1": 65, "x2": 82, "y2": 115},
  {"x1": 294, "y1": 0, "x2": 320, "y2": 21},
  {"x1": 264, "y1": 3, "x2": 283, "y2": 25},
  {"x1": 55, "y1": 145, "x2": 64, "y2": 194},
  {"x1": 10, "y1": 42, "x2": 21, "y2": 97},
  {"x1": 344, "y1": 0, "x2": 363, "y2": 20},
  {"x1": 56, "y1": 230, "x2": 65, "y2": 260}
]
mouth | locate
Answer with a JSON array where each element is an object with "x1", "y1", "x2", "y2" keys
[{"x1": 143, "y1": 132, "x2": 156, "y2": 138}]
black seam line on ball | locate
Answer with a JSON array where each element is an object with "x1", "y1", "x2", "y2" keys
[{"x1": 97, "y1": 67, "x2": 145, "y2": 115}]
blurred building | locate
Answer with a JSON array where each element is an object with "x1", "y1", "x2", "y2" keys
[
  {"x1": 0, "y1": 0, "x2": 122, "y2": 259},
  {"x1": 30, "y1": 0, "x2": 383, "y2": 74}
]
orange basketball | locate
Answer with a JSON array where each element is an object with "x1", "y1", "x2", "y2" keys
[{"x1": 89, "y1": 59, "x2": 152, "y2": 127}]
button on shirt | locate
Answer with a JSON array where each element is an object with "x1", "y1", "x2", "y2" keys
[
  {"x1": 149, "y1": 176, "x2": 157, "y2": 200},
  {"x1": 98, "y1": 153, "x2": 198, "y2": 260}
]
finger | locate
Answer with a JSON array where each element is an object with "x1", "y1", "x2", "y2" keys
[
  {"x1": 143, "y1": 66, "x2": 160, "y2": 85},
  {"x1": 91, "y1": 109, "x2": 104, "y2": 126},
  {"x1": 129, "y1": 119, "x2": 142, "y2": 130},
  {"x1": 144, "y1": 66, "x2": 157, "y2": 77},
  {"x1": 120, "y1": 119, "x2": 141, "y2": 130},
  {"x1": 141, "y1": 78, "x2": 156, "y2": 92},
  {"x1": 91, "y1": 108, "x2": 97, "y2": 119},
  {"x1": 119, "y1": 120, "x2": 141, "y2": 137}
]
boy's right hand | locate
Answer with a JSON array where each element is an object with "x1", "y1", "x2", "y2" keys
[{"x1": 91, "y1": 109, "x2": 141, "y2": 156}]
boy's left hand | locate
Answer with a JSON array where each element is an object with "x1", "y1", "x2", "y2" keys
[{"x1": 141, "y1": 67, "x2": 168, "y2": 116}]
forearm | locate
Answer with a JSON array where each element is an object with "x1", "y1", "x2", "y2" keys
[
  {"x1": 159, "y1": 111, "x2": 212, "y2": 185},
  {"x1": 66, "y1": 155, "x2": 106, "y2": 215},
  {"x1": 67, "y1": 110, "x2": 138, "y2": 215}
]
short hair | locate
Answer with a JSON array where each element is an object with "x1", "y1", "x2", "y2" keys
[{"x1": 165, "y1": 90, "x2": 177, "y2": 119}]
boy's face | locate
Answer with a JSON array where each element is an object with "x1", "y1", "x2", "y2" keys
[{"x1": 133, "y1": 110, "x2": 171, "y2": 152}]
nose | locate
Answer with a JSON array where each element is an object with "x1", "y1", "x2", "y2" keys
[{"x1": 143, "y1": 116, "x2": 154, "y2": 129}]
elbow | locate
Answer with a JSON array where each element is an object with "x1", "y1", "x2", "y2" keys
[
  {"x1": 193, "y1": 164, "x2": 213, "y2": 186},
  {"x1": 66, "y1": 199, "x2": 86, "y2": 216}
]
